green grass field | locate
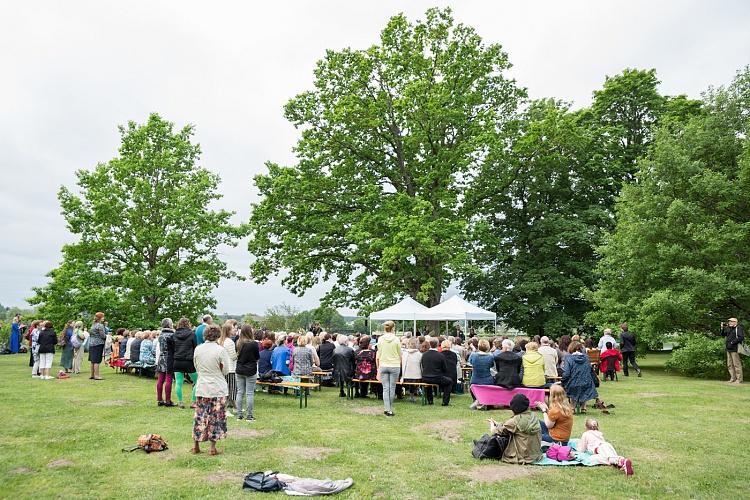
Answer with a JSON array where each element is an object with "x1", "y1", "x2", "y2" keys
[{"x1": 0, "y1": 353, "x2": 747, "y2": 499}]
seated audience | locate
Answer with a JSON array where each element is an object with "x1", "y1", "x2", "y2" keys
[
  {"x1": 333, "y1": 334, "x2": 355, "y2": 397},
  {"x1": 292, "y1": 334, "x2": 319, "y2": 378},
  {"x1": 140, "y1": 332, "x2": 156, "y2": 365},
  {"x1": 354, "y1": 336, "x2": 378, "y2": 398},
  {"x1": 441, "y1": 339, "x2": 459, "y2": 393},
  {"x1": 257, "y1": 338, "x2": 274, "y2": 375},
  {"x1": 468, "y1": 339, "x2": 495, "y2": 409},
  {"x1": 129, "y1": 332, "x2": 143, "y2": 363},
  {"x1": 400, "y1": 337, "x2": 423, "y2": 402},
  {"x1": 317, "y1": 333, "x2": 335, "y2": 372},
  {"x1": 538, "y1": 336, "x2": 559, "y2": 380},
  {"x1": 521, "y1": 342, "x2": 547, "y2": 388},
  {"x1": 599, "y1": 341, "x2": 623, "y2": 381},
  {"x1": 421, "y1": 339, "x2": 452, "y2": 406},
  {"x1": 494, "y1": 339, "x2": 522, "y2": 389}
]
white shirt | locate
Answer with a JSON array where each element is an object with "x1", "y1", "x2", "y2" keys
[
  {"x1": 220, "y1": 338, "x2": 238, "y2": 373},
  {"x1": 193, "y1": 341, "x2": 230, "y2": 398},
  {"x1": 598, "y1": 334, "x2": 618, "y2": 351}
]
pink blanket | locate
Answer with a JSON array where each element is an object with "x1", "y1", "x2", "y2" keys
[{"x1": 470, "y1": 385, "x2": 546, "y2": 407}]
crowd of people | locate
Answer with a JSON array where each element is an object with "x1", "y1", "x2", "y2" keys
[{"x1": 11, "y1": 311, "x2": 746, "y2": 458}]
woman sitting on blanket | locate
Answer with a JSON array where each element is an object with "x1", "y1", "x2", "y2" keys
[
  {"x1": 579, "y1": 418, "x2": 634, "y2": 476},
  {"x1": 535, "y1": 384, "x2": 573, "y2": 445},
  {"x1": 489, "y1": 394, "x2": 542, "y2": 464}
]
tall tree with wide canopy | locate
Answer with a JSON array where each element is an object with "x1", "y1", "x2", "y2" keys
[
  {"x1": 29, "y1": 114, "x2": 244, "y2": 328},
  {"x1": 463, "y1": 99, "x2": 612, "y2": 336},
  {"x1": 248, "y1": 8, "x2": 524, "y2": 310},
  {"x1": 587, "y1": 68, "x2": 750, "y2": 346}
]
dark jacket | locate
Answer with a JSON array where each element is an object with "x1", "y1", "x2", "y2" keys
[
  {"x1": 172, "y1": 327, "x2": 197, "y2": 373},
  {"x1": 157, "y1": 329, "x2": 175, "y2": 373},
  {"x1": 317, "y1": 341, "x2": 336, "y2": 371},
  {"x1": 37, "y1": 327, "x2": 57, "y2": 354},
  {"x1": 129, "y1": 338, "x2": 142, "y2": 363},
  {"x1": 722, "y1": 325, "x2": 745, "y2": 353},
  {"x1": 619, "y1": 330, "x2": 637, "y2": 353},
  {"x1": 421, "y1": 349, "x2": 448, "y2": 379},
  {"x1": 562, "y1": 353, "x2": 598, "y2": 403},
  {"x1": 236, "y1": 340, "x2": 260, "y2": 376},
  {"x1": 258, "y1": 347, "x2": 273, "y2": 375},
  {"x1": 494, "y1": 351, "x2": 522, "y2": 389},
  {"x1": 442, "y1": 350, "x2": 458, "y2": 383},
  {"x1": 333, "y1": 344, "x2": 355, "y2": 385}
]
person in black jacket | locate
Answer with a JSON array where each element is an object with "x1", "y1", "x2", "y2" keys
[
  {"x1": 173, "y1": 317, "x2": 198, "y2": 408},
  {"x1": 441, "y1": 340, "x2": 459, "y2": 393},
  {"x1": 420, "y1": 339, "x2": 452, "y2": 406},
  {"x1": 494, "y1": 339, "x2": 522, "y2": 389},
  {"x1": 619, "y1": 323, "x2": 641, "y2": 377},
  {"x1": 37, "y1": 321, "x2": 57, "y2": 380},
  {"x1": 317, "y1": 333, "x2": 336, "y2": 372},
  {"x1": 333, "y1": 334, "x2": 356, "y2": 397},
  {"x1": 235, "y1": 325, "x2": 260, "y2": 421},
  {"x1": 721, "y1": 318, "x2": 745, "y2": 384},
  {"x1": 129, "y1": 333, "x2": 143, "y2": 363}
]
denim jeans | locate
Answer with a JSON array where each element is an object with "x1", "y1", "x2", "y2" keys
[
  {"x1": 236, "y1": 373, "x2": 258, "y2": 418},
  {"x1": 379, "y1": 366, "x2": 400, "y2": 412},
  {"x1": 539, "y1": 420, "x2": 568, "y2": 445}
]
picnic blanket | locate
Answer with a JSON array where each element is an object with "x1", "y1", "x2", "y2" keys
[{"x1": 533, "y1": 439, "x2": 600, "y2": 466}]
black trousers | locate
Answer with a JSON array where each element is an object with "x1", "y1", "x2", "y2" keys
[
  {"x1": 423, "y1": 376, "x2": 452, "y2": 405},
  {"x1": 622, "y1": 351, "x2": 640, "y2": 375}
]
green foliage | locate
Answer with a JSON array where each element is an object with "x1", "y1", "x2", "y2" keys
[
  {"x1": 587, "y1": 67, "x2": 750, "y2": 346},
  {"x1": 261, "y1": 303, "x2": 300, "y2": 332},
  {"x1": 463, "y1": 99, "x2": 613, "y2": 336},
  {"x1": 28, "y1": 114, "x2": 245, "y2": 329},
  {"x1": 247, "y1": 7, "x2": 524, "y2": 310},
  {"x1": 665, "y1": 334, "x2": 748, "y2": 379}
]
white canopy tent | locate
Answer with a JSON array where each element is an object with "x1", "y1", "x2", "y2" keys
[
  {"x1": 368, "y1": 296, "x2": 429, "y2": 335},
  {"x1": 415, "y1": 295, "x2": 497, "y2": 334}
]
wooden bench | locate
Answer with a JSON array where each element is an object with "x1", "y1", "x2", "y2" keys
[
  {"x1": 256, "y1": 380, "x2": 320, "y2": 408},
  {"x1": 347, "y1": 379, "x2": 439, "y2": 406},
  {"x1": 311, "y1": 371, "x2": 332, "y2": 390}
]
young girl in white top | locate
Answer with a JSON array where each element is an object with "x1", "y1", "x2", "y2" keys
[{"x1": 578, "y1": 418, "x2": 633, "y2": 476}]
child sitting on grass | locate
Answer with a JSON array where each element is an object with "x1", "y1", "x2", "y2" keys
[{"x1": 578, "y1": 418, "x2": 633, "y2": 476}]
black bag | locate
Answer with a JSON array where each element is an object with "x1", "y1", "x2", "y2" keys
[
  {"x1": 258, "y1": 370, "x2": 282, "y2": 383},
  {"x1": 472, "y1": 433, "x2": 509, "y2": 460},
  {"x1": 243, "y1": 471, "x2": 285, "y2": 492}
]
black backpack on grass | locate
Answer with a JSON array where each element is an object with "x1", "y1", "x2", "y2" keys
[
  {"x1": 472, "y1": 433, "x2": 509, "y2": 460},
  {"x1": 243, "y1": 471, "x2": 285, "y2": 492}
]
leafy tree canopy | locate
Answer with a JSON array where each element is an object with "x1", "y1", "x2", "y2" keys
[
  {"x1": 29, "y1": 113, "x2": 245, "y2": 329},
  {"x1": 247, "y1": 7, "x2": 524, "y2": 311},
  {"x1": 586, "y1": 67, "x2": 750, "y2": 345}
]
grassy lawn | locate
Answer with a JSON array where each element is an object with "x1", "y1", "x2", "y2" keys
[{"x1": 1, "y1": 352, "x2": 747, "y2": 499}]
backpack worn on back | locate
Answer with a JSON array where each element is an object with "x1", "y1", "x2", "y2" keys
[
  {"x1": 472, "y1": 433, "x2": 509, "y2": 460},
  {"x1": 243, "y1": 471, "x2": 286, "y2": 492},
  {"x1": 122, "y1": 434, "x2": 168, "y2": 453}
]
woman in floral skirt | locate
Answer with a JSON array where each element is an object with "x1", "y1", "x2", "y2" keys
[{"x1": 191, "y1": 324, "x2": 230, "y2": 456}]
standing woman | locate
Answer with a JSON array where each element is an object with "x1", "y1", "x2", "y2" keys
[
  {"x1": 88, "y1": 312, "x2": 107, "y2": 380},
  {"x1": 192, "y1": 324, "x2": 230, "y2": 456},
  {"x1": 235, "y1": 325, "x2": 260, "y2": 421},
  {"x1": 37, "y1": 321, "x2": 57, "y2": 380},
  {"x1": 173, "y1": 318, "x2": 198, "y2": 409},
  {"x1": 376, "y1": 320, "x2": 402, "y2": 417},
  {"x1": 562, "y1": 341, "x2": 599, "y2": 413},
  {"x1": 59, "y1": 321, "x2": 74, "y2": 373},
  {"x1": 156, "y1": 318, "x2": 176, "y2": 407},
  {"x1": 10, "y1": 314, "x2": 21, "y2": 353},
  {"x1": 71, "y1": 321, "x2": 86, "y2": 374},
  {"x1": 218, "y1": 322, "x2": 238, "y2": 413}
]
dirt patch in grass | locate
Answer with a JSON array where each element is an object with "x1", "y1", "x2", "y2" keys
[
  {"x1": 157, "y1": 451, "x2": 177, "y2": 461},
  {"x1": 92, "y1": 399, "x2": 132, "y2": 407},
  {"x1": 462, "y1": 464, "x2": 537, "y2": 482},
  {"x1": 47, "y1": 459, "x2": 74, "y2": 468},
  {"x1": 415, "y1": 419, "x2": 466, "y2": 443},
  {"x1": 9, "y1": 467, "x2": 35, "y2": 475},
  {"x1": 228, "y1": 428, "x2": 275, "y2": 439},
  {"x1": 205, "y1": 471, "x2": 246, "y2": 484},
  {"x1": 636, "y1": 392, "x2": 668, "y2": 398},
  {"x1": 352, "y1": 406, "x2": 383, "y2": 416},
  {"x1": 284, "y1": 446, "x2": 340, "y2": 460}
]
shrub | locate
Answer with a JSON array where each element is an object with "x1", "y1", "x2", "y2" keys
[{"x1": 665, "y1": 333, "x2": 749, "y2": 379}]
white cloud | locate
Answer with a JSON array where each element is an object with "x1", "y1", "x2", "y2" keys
[{"x1": 1, "y1": 0, "x2": 748, "y2": 313}]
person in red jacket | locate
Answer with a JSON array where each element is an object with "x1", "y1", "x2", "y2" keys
[{"x1": 599, "y1": 342, "x2": 622, "y2": 381}]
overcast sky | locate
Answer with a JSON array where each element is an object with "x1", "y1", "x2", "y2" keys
[{"x1": 1, "y1": 1, "x2": 748, "y2": 316}]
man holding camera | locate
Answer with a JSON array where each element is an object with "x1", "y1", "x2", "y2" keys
[{"x1": 721, "y1": 318, "x2": 745, "y2": 384}]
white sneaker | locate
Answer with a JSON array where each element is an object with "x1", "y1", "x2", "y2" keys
[{"x1": 32, "y1": 374, "x2": 40, "y2": 378}]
